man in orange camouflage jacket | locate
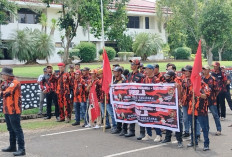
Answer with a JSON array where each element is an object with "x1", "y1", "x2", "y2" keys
[{"x1": 0, "y1": 67, "x2": 25, "y2": 156}]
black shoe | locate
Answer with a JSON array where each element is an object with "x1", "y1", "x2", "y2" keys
[
  {"x1": 161, "y1": 139, "x2": 171, "y2": 143},
  {"x1": 105, "y1": 126, "x2": 111, "y2": 129},
  {"x1": 82, "y1": 124, "x2": 86, "y2": 127},
  {"x1": 137, "y1": 134, "x2": 145, "y2": 140},
  {"x1": 197, "y1": 135, "x2": 201, "y2": 141},
  {"x1": 44, "y1": 117, "x2": 51, "y2": 120},
  {"x1": 125, "y1": 131, "x2": 135, "y2": 137},
  {"x1": 13, "y1": 149, "x2": 26, "y2": 156},
  {"x1": 111, "y1": 129, "x2": 121, "y2": 134},
  {"x1": 1, "y1": 146, "x2": 16, "y2": 152},
  {"x1": 183, "y1": 132, "x2": 190, "y2": 138},
  {"x1": 72, "y1": 122, "x2": 80, "y2": 126},
  {"x1": 119, "y1": 130, "x2": 127, "y2": 136}
]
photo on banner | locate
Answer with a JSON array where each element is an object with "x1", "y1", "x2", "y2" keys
[{"x1": 110, "y1": 83, "x2": 180, "y2": 132}]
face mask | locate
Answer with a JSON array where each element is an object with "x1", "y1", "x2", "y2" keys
[
  {"x1": 165, "y1": 78, "x2": 172, "y2": 83},
  {"x1": 165, "y1": 76, "x2": 173, "y2": 83}
]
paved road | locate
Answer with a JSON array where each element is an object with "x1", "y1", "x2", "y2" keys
[{"x1": 0, "y1": 108, "x2": 232, "y2": 157}]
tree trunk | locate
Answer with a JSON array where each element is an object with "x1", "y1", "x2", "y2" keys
[
  {"x1": 218, "y1": 48, "x2": 223, "y2": 61},
  {"x1": 207, "y1": 48, "x2": 213, "y2": 65},
  {"x1": 87, "y1": 22, "x2": 90, "y2": 42}
]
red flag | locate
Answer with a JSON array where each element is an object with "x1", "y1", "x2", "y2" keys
[
  {"x1": 102, "y1": 48, "x2": 112, "y2": 94},
  {"x1": 89, "y1": 81, "x2": 100, "y2": 122},
  {"x1": 191, "y1": 40, "x2": 202, "y2": 96}
]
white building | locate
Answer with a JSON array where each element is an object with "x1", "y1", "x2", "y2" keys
[{"x1": 0, "y1": 0, "x2": 168, "y2": 65}]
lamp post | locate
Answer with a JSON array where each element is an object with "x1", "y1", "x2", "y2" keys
[{"x1": 100, "y1": 0, "x2": 105, "y2": 48}]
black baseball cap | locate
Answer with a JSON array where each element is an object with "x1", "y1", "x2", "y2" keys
[
  {"x1": 113, "y1": 67, "x2": 123, "y2": 72},
  {"x1": 164, "y1": 70, "x2": 176, "y2": 77},
  {"x1": 184, "y1": 65, "x2": 192, "y2": 71},
  {"x1": 83, "y1": 67, "x2": 90, "y2": 71}
]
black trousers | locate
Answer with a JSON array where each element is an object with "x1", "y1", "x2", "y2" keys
[
  {"x1": 117, "y1": 122, "x2": 128, "y2": 131},
  {"x1": 164, "y1": 109, "x2": 183, "y2": 142},
  {"x1": 129, "y1": 123, "x2": 145, "y2": 134},
  {"x1": 5, "y1": 114, "x2": 25, "y2": 150},
  {"x1": 217, "y1": 91, "x2": 226, "y2": 118},
  {"x1": 46, "y1": 91, "x2": 59, "y2": 118}
]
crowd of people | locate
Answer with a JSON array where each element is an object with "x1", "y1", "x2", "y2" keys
[
  {"x1": 1, "y1": 59, "x2": 232, "y2": 156},
  {"x1": 37, "y1": 59, "x2": 232, "y2": 151}
]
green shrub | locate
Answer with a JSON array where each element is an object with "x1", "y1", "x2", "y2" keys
[
  {"x1": 99, "y1": 47, "x2": 116, "y2": 60},
  {"x1": 69, "y1": 49, "x2": 79, "y2": 58},
  {"x1": 174, "y1": 47, "x2": 191, "y2": 60},
  {"x1": 76, "y1": 42, "x2": 96, "y2": 62}
]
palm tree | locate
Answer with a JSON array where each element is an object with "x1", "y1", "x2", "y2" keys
[
  {"x1": 10, "y1": 29, "x2": 33, "y2": 63},
  {"x1": 33, "y1": 31, "x2": 54, "y2": 61},
  {"x1": 10, "y1": 28, "x2": 55, "y2": 64},
  {"x1": 132, "y1": 33, "x2": 163, "y2": 61}
]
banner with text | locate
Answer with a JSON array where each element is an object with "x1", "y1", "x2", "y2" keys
[{"x1": 110, "y1": 83, "x2": 180, "y2": 132}]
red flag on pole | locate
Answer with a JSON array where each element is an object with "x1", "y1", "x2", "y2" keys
[
  {"x1": 89, "y1": 81, "x2": 100, "y2": 122},
  {"x1": 102, "y1": 48, "x2": 112, "y2": 94},
  {"x1": 191, "y1": 40, "x2": 202, "y2": 96}
]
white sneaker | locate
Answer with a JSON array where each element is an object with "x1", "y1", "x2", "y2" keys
[
  {"x1": 154, "y1": 135, "x2": 162, "y2": 142},
  {"x1": 221, "y1": 117, "x2": 225, "y2": 121},
  {"x1": 85, "y1": 124, "x2": 91, "y2": 128},
  {"x1": 93, "y1": 125, "x2": 100, "y2": 129},
  {"x1": 142, "y1": 134, "x2": 153, "y2": 141}
]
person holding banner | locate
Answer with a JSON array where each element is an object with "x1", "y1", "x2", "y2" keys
[
  {"x1": 161, "y1": 70, "x2": 183, "y2": 148},
  {"x1": 111, "y1": 67, "x2": 128, "y2": 135},
  {"x1": 153, "y1": 64, "x2": 165, "y2": 83},
  {"x1": 187, "y1": 80, "x2": 210, "y2": 151},
  {"x1": 124, "y1": 59, "x2": 145, "y2": 139},
  {"x1": 141, "y1": 64, "x2": 163, "y2": 142},
  {"x1": 82, "y1": 67, "x2": 90, "y2": 127},
  {"x1": 202, "y1": 65, "x2": 221, "y2": 136}
]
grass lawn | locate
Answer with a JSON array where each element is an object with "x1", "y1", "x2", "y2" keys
[
  {"x1": 0, "y1": 119, "x2": 76, "y2": 132},
  {"x1": 2, "y1": 60, "x2": 232, "y2": 78}
]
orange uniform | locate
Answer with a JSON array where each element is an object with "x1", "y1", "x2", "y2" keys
[
  {"x1": 55, "y1": 72, "x2": 71, "y2": 120},
  {"x1": 188, "y1": 81, "x2": 210, "y2": 116},
  {"x1": 181, "y1": 77, "x2": 193, "y2": 107},
  {"x1": 1, "y1": 79, "x2": 22, "y2": 115},
  {"x1": 73, "y1": 78, "x2": 86, "y2": 103}
]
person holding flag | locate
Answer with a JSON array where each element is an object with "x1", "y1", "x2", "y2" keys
[
  {"x1": 86, "y1": 69, "x2": 101, "y2": 128},
  {"x1": 187, "y1": 40, "x2": 210, "y2": 151}
]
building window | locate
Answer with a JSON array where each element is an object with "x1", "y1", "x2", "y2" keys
[
  {"x1": 127, "y1": 16, "x2": 140, "y2": 29},
  {"x1": 18, "y1": 8, "x2": 39, "y2": 24},
  {"x1": 145, "y1": 17, "x2": 149, "y2": 29}
]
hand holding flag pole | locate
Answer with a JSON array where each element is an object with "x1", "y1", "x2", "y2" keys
[
  {"x1": 191, "y1": 40, "x2": 202, "y2": 151},
  {"x1": 102, "y1": 48, "x2": 112, "y2": 132}
]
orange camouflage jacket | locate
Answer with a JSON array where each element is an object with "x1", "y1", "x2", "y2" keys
[{"x1": 1, "y1": 79, "x2": 22, "y2": 114}]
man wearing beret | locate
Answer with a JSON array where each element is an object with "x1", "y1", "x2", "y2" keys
[
  {"x1": 54, "y1": 63, "x2": 71, "y2": 123},
  {"x1": 0, "y1": 67, "x2": 26, "y2": 156}
]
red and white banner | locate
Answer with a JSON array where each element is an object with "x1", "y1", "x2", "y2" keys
[{"x1": 110, "y1": 83, "x2": 180, "y2": 132}]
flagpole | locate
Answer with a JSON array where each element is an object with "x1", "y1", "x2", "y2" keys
[
  {"x1": 192, "y1": 90, "x2": 196, "y2": 151},
  {"x1": 100, "y1": 0, "x2": 105, "y2": 48},
  {"x1": 103, "y1": 94, "x2": 107, "y2": 132}
]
